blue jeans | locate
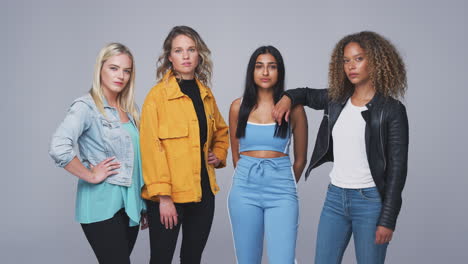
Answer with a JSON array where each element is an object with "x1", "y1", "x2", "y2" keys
[
  {"x1": 315, "y1": 184, "x2": 388, "y2": 264},
  {"x1": 228, "y1": 155, "x2": 298, "y2": 264}
]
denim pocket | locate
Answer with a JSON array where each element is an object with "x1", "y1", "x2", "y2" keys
[
  {"x1": 100, "y1": 118, "x2": 121, "y2": 140},
  {"x1": 358, "y1": 188, "x2": 381, "y2": 202}
]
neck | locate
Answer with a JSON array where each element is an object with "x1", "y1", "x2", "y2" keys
[
  {"x1": 257, "y1": 87, "x2": 275, "y2": 103},
  {"x1": 353, "y1": 83, "x2": 375, "y2": 100},
  {"x1": 103, "y1": 90, "x2": 119, "y2": 108},
  {"x1": 180, "y1": 72, "x2": 195, "y2": 80}
]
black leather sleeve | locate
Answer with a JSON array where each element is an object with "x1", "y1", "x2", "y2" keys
[
  {"x1": 378, "y1": 102, "x2": 409, "y2": 230},
  {"x1": 284, "y1": 88, "x2": 328, "y2": 110}
]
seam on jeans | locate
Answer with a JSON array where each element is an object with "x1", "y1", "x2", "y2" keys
[
  {"x1": 290, "y1": 166, "x2": 298, "y2": 193},
  {"x1": 227, "y1": 167, "x2": 239, "y2": 264},
  {"x1": 358, "y1": 189, "x2": 381, "y2": 202}
]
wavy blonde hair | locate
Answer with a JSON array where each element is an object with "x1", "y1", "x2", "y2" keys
[
  {"x1": 328, "y1": 31, "x2": 407, "y2": 101},
  {"x1": 89, "y1": 43, "x2": 139, "y2": 127},
  {"x1": 156, "y1": 25, "x2": 213, "y2": 87}
]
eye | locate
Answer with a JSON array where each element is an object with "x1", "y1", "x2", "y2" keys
[
  {"x1": 189, "y1": 48, "x2": 196, "y2": 52},
  {"x1": 255, "y1": 64, "x2": 263, "y2": 69},
  {"x1": 124, "y1": 69, "x2": 132, "y2": 74},
  {"x1": 356, "y1": 57, "x2": 364, "y2": 62},
  {"x1": 174, "y1": 49, "x2": 181, "y2": 53},
  {"x1": 110, "y1": 66, "x2": 118, "y2": 71},
  {"x1": 343, "y1": 59, "x2": 350, "y2": 64},
  {"x1": 269, "y1": 65, "x2": 277, "y2": 70}
]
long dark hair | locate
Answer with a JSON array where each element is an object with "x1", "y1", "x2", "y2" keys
[{"x1": 236, "y1": 46, "x2": 288, "y2": 138}]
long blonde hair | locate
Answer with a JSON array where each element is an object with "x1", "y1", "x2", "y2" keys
[
  {"x1": 156, "y1": 26, "x2": 213, "y2": 87},
  {"x1": 89, "y1": 43, "x2": 140, "y2": 127}
]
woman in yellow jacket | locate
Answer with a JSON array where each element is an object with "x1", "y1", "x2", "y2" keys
[{"x1": 140, "y1": 25, "x2": 229, "y2": 264}]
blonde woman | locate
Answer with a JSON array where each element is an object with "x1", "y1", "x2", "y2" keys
[
  {"x1": 49, "y1": 43, "x2": 147, "y2": 264},
  {"x1": 140, "y1": 26, "x2": 229, "y2": 264}
]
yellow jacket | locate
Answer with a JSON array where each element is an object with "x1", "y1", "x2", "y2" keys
[{"x1": 140, "y1": 72, "x2": 229, "y2": 203}]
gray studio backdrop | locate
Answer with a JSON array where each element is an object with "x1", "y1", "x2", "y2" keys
[{"x1": 3, "y1": 0, "x2": 467, "y2": 263}]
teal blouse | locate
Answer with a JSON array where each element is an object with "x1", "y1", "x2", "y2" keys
[{"x1": 75, "y1": 121, "x2": 146, "y2": 226}]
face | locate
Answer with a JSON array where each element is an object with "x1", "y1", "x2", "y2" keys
[
  {"x1": 169, "y1": 34, "x2": 199, "y2": 79},
  {"x1": 100, "y1": 53, "x2": 132, "y2": 96},
  {"x1": 253, "y1": 53, "x2": 278, "y2": 89},
  {"x1": 343, "y1": 42, "x2": 371, "y2": 87}
]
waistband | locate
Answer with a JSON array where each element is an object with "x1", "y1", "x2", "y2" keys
[
  {"x1": 328, "y1": 183, "x2": 378, "y2": 191},
  {"x1": 238, "y1": 155, "x2": 292, "y2": 182}
]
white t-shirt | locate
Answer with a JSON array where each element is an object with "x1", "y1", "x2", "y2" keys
[{"x1": 329, "y1": 98, "x2": 376, "y2": 188}]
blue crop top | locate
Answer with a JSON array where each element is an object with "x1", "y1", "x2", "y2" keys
[{"x1": 239, "y1": 122, "x2": 291, "y2": 154}]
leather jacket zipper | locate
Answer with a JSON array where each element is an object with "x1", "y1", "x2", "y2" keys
[{"x1": 380, "y1": 108, "x2": 386, "y2": 171}]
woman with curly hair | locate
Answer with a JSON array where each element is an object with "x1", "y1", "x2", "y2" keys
[
  {"x1": 140, "y1": 25, "x2": 229, "y2": 264},
  {"x1": 272, "y1": 31, "x2": 409, "y2": 263}
]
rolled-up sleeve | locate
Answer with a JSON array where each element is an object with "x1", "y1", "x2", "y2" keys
[{"x1": 49, "y1": 101, "x2": 91, "y2": 168}]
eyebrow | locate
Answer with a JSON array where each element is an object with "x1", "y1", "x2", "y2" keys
[
  {"x1": 108, "y1": 64, "x2": 132, "y2": 70},
  {"x1": 173, "y1": 46, "x2": 196, "y2": 49},
  {"x1": 255, "y1": 62, "x2": 277, "y2": 64},
  {"x1": 344, "y1": 53, "x2": 364, "y2": 58}
]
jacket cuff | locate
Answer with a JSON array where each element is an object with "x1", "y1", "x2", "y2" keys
[
  {"x1": 146, "y1": 182, "x2": 172, "y2": 198},
  {"x1": 282, "y1": 91, "x2": 295, "y2": 106},
  {"x1": 378, "y1": 217, "x2": 396, "y2": 231}
]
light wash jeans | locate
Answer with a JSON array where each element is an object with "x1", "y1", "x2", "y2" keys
[{"x1": 315, "y1": 184, "x2": 388, "y2": 264}]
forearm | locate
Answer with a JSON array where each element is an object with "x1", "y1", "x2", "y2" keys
[
  {"x1": 284, "y1": 88, "x2": 328, "y2": 110},
  {"x1": 292, "y1": 159, "x2": 307, "y2": 182},
  {"x1": 64, "y1": 157, "x2": 94, "y2": 183}
]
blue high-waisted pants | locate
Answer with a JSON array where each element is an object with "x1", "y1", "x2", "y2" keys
[{"x1": 228, "y1": 155, "x2": 298, "y2": 264}]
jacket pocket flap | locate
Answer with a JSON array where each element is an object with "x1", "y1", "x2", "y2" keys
[{"x1": 158, "y1": 125, "x2": 188, "y2": 139}]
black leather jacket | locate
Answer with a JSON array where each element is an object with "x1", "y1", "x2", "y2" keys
[{"x1": 285, "y1": 88, "x2": 408, "y2": 230}]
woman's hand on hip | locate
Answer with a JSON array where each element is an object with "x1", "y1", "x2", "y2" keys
[
  {"x1": 89, "y1": 157, "x2": 120, "y2": 184},
  {"x1": 159, "y1": 196, "x2": 178, "y2": 229},
  {"x1": 208, "y1": 150, "x2": 221, "y2": 167},
  {"x1": 272, "y1": 95, "x2": 292, "y2": 125},
  {"x1": 375, "y1": 225, "x2": 393, "y2": 244}
]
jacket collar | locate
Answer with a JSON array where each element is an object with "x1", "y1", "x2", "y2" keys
[
  {"x1": 339, "y1": 91, "x2": 383, "y2": 110},
  {"x1": 163, "y1": 71, "x2": 211, "y2": 100},
  {"x1": 365, "y1": 92, "x2": 383, "y2": 110}
]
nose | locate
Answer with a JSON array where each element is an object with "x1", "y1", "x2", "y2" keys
[
  {"x1": 348, "y1": 60, "x2": 356, "y2": 70},
  {"x1": 262, "y1": 66, "x2": 269, "y2": 76},
  {"x1": 117, "y1": 69, "x2": 124, "y2": 79},
  {"x1": 183, "y1": 50, "x2": 189, "y2": 59}
]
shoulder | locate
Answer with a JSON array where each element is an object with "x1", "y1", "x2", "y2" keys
[
  {"x1": 70, "y1": 94, "x2": 95, "y2": 112},
  {"x1": 230, "y1": 98, "x2": 242, "y2": 113},
  {"x1": 290, "y1": 104, "x2": 307, "y2": 125},
  {"x1": 381, "y1": 96, "x2": 408, "y2": 122},
  {"x1": 291, "y1": 104, "x2": 306, "y2": 115},
  {"x1": 143, "y1": 83, "x2": 168, "y2": 105},
  {"x1": 383, "y1": 96, "x2": 406, "y2": 112}
]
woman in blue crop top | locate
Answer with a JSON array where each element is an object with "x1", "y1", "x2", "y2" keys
[{"x1": 227, "y1": 46, "x2": 308, "y2": 264}]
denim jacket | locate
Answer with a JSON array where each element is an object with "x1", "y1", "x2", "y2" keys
[{"x1": 49, "y1": 94, "x2": 138, "y2": 187}]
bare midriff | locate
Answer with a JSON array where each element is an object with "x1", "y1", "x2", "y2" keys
[{"x1": 240, "y1": 150, "x2": 288, "y2": 158}]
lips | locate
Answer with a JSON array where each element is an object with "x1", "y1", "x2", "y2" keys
[
  {"x1": 182, "y1": 62, "x2": 192, "y2": 66},
  {"x1": 114, "y1": 81, "x2": 123, "y2": 86},
  {"x1": 348, "y1": 73, "x2": 358, "y2": 78},
  {"x1": 260, "y1": 78, "x2": 271, "y2": 82}
]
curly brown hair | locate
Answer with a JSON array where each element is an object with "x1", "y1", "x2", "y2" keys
[
  {"x1": 328, "y1": 31, "x2": 407, "y2": 101},
  {"x1": 156, "y1": 26, "x2": 213, "y2": 87}
]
